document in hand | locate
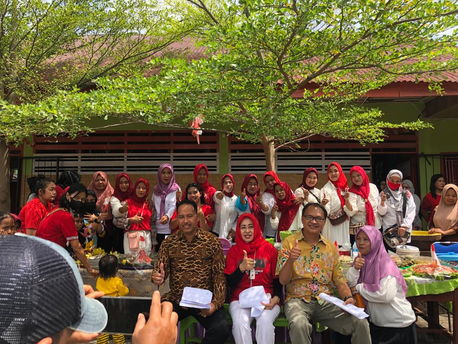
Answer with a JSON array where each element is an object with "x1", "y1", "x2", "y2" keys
[
  {"x1": 180, "y1": 287, "x2": 213, "y2": 309},
  {"x1": 318, "y1": 293, "x2": 369, "y2": 320},
  {"x1": 239, "y1": 285, "x2": 270, "y2": 317}
]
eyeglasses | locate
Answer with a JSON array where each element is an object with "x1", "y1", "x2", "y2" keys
[
  {"x1": 240, "y1": 226, "x2": 254, "y2": 232},
  {"x1": 303, "y1": 215, "x2": 326, "y2": 222}
]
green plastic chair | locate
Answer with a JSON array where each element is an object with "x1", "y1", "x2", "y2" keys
[{"x1": 179, "y1": 316, "x2": 202, "y2": 344}]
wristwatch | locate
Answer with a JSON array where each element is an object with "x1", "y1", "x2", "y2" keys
[{"x1": 343, "y1": 295, "x2": 353, "y2": 301}]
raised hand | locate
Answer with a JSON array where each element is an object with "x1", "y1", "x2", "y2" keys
[
  {"x1": 240, "y1": 188, "x2": 247, "y2": 205},
  {"x1": 160, "y1": 215, "x2": 169, "y2": 224},
  {"x1": 288, "y1": 240, "x2": 301, "y2": 261},
  {"x1": 380, "y1": 191, "x2": 387, "y2": 204},
  {"x1": 152, "y1": 262, "x2": 165, "y2": 285},
  {"x1": 176, "y1": 190, "x2": 183, "y2": 203},
  {"x1": 353, "y1": 252, "x2": 365, "y2": 270},
  {"x1": 343, "y1": 187, "x2": 350, "y2": 200},
  {"x1": 131, "y1": 214, "x2": 144, "y2": 224},
  {"x1": 239, "y1": 250, "x2": 255, "y2": 272},
  {"x1": 302, "y1": 188, "x2": 309, "y2": 199},
  {"x1": 321, "y1": 192, "x2": 329, "y2": 206},
  {"x1": 294, "y1": 196, "x2": 304, "y2": 205}
]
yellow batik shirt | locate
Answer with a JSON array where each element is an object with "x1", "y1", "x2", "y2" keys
[{"x1": 276, "y1": 231, "x2": 347, "y2": 302}]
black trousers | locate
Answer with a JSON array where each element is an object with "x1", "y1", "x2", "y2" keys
[
  {"x1": 370, "y1": 322, "x2": 417, "y2": 344},
  {"x1": 170, "y1": 301, "x2": 230, "y2": 344},
  {"x1": 156, "y1": 233, "x2": 167, "y2": 252}
]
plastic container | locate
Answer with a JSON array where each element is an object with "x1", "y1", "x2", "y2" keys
[
  {"x1": 218, "y1": 238, "x2": 232, "y2": 256},
  {"x1": 396, "y1": 245, "x2": 420, "y2": 257}
]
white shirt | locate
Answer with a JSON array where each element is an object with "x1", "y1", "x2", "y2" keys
[
  {"x1": 378, "y1": 190, "x2": 416, "y2": 232},
  {"x1": 213, "y1": 191, "x2": 238, "y2": 239},
  {"x1": 321, "y1": 181, "x2": 350, "y2": 246},
  {"x1": 346, "y1": 267, "x2": 416, "y2": 328},
  {"x1": 261, "y1": 192, "x2": 276, "y2": 238},
  {"x1": 345, "y1": 183, "x2": 381, "y2": 228},
  {"x1": 294, "y1": 187, "x2": 323, "y2": 205},
  {"x1": 152, "y1": 190, "x2": 180, "y2": 235}
]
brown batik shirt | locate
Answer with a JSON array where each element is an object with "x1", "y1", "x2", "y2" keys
[{"x1": 154, "y1": 228, "x2": 226, "y2": 309}]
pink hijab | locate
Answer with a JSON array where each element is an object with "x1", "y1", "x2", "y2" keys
[
  {"x1": 87, "y1": 171, "x2": 114, "y2": 210},
  {"x1": 357, "y1": 225, "x2": 407, "y2": 294},
  {"x1": 153, "y1": 163, "x2": 180, "y2": 217}
]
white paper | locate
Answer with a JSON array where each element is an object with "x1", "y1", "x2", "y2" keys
[
  {"x1": 180, "y1": 287, "x2": 213, "y2": 309},
  {"x1": 318, "y1": 293, "x2": 369, "y2": 320},
  {"x1": 239, "y1": 286, "x2": 270, "y2": 317}
]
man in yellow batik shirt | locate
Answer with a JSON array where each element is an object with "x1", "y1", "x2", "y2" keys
[{"x1": 277, "y1": 203, "x2": 371, "y2": 344}]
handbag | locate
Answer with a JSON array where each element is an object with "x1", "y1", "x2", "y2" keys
[
  {"x1": 328, "y1": 208, "x2": 348, "y2": 226},
  {"x1": 383, "y1": 224, "x2": 410, "y2": 249},
  {"x1": 127, "y1": 231, "x2": 140, "y2": 250}
]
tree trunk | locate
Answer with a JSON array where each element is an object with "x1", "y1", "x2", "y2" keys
[
  {"x1": 261, "y1": 135, "x2": 276, "y2": 171},
  {"x1": 0, "y1": 141, "x2": 11, "y2": 212}
]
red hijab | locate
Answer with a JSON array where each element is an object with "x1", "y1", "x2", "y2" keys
[
  {"x1": 349, "y1": 166, "x2": 375, "y2": 226},
  {"x1": 263, "y1": 171, "x2": 281, "y2": 195},
  {"x1": 327, "y1": 162, "x2": 348, "y2": 208},
  {"x1": 131, "y1": 178, "x2": 150, "y2": 204},
  {"x1": 274, "y1": 181, "x2": 300, "y2": 234},
  {"x1": 193, "y1": 164, "x2": 216, "y2": 205},
  {"x1": 224, "y1": 214, "x2": 266, "y2": 276},
  {"x1": 112, "y1": 173, "x2": 133, "y2": 202},
  {"x1": 299, "y1": 168, "x2": 319, "y2": 190},
  {"x1": 221, "y1": 173, "x2": 235, "y2": 197},
  {"x1": 241, "y1": 174, "x2": 264, "y2": 230}
]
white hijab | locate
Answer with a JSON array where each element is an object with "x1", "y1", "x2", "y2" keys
[{"x1": 386, "y1": 169, "x2": 404, "y2": 209}]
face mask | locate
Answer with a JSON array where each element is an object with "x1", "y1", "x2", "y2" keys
[
  {"x1": 69, "y1": 199, "x2": 84, "y2": 214},
  {"x1": 84, "y1": 201, "x2": 97, "y2": 214},
  {"x1": 387, "y1": 180, "x2": 401, "y2": 191}
]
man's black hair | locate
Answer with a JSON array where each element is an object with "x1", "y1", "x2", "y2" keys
[
  {"x1": 302, "y1": 202, "x2": 328, "y2": 218},
  {"x1": 176, "y1": 199, "x2": 198, "y2": 214}
]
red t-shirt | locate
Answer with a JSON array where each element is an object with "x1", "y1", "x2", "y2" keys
[
  {"x1": 225, "y1": 241, "x2": 278, "y2": 301},
  {"x1": 126, "y1": 199, "x2": 152, "y2": 231},
  {"x1": 36, "y1": 210, "x2": 79, "y2": 248},
  {"x1": 19, "y1": 198, "x2": 55, "y2": 232},
  {"x1": 421, "y1": 192, "x2": 441, "y2": 222}
]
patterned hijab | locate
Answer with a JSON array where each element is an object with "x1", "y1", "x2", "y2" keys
[{"x1": 241, "y1": 174, "x2": 264, "y2": 230}]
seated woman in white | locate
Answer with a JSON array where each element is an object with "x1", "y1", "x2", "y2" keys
[{"x1": 347, "y1": 225, "x2": 416, "y2": 344}]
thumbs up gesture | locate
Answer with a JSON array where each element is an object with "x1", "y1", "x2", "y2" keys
[
  {"x1": 152, "y1": 262, "x2": 166, "y2": 285},
  {"x1": 239, "y1": 250, "x2": 255, "y2": 272},
  {"x1": 353, "y1": 252, "x2": 365, "y2": 270},
  {"x1": 288, "y1": 240, "x2": 301, "y2": 261}
]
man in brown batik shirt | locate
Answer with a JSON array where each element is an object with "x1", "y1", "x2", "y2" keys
[{"x1": 152, "y1": 199, "x2": 230, "y2": 344}]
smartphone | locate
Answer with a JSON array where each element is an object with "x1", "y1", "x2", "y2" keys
[{"x1": 99, "y1": 296, "x2": 151, "y2": 334}]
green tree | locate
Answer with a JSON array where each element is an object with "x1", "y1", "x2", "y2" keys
[
  {"x1": 2, "y1": 0, "x2": 458, "y2": 176},
  {"x1": 0, "y1": 0, "x2": 192, "y2": 211}
]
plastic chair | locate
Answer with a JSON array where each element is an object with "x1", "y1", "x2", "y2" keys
[{"x1": 178, "y1": 316, "x2": 202, "y2": 344}]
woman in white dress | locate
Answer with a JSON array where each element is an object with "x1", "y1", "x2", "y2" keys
[
  {"x1": 294, "y1": 167, "x2": 324, "y2": 218},
  {"x1": 346, "y1": 166, "x2": 380, "y2": 245},
  {"x1": 213, "y1": 173, "x2": 239, "y2": 240},
  {"x1": 321, "y1": 162, "x2": 351, "y2": 247}
]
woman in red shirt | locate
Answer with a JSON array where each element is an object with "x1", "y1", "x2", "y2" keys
[
  {"x1": 36, "y1": 183, "x2": 97, "y2": 276},
  {"x1": 170, "y1": 183, "x2": 215, "y2": 233},
  {"x1": 193, "y1": 164, "x2": 217, "y2": 209},
  {"x1": 225, "y1": 213, "x2": 281, "y2": 344},
  {"x1": 19, "y1": 177, "x2": 56, "y2": 235},
  {"x1": 421, "y1": 174, "x2": 446, "y2": 222},
  {"x1": 124, "y1": 178, "x2": 153, "y2": 257}
]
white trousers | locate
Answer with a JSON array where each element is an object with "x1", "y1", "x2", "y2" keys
[{"x1": 229, "y1": 299, "x2": 280, "y2": 344}]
